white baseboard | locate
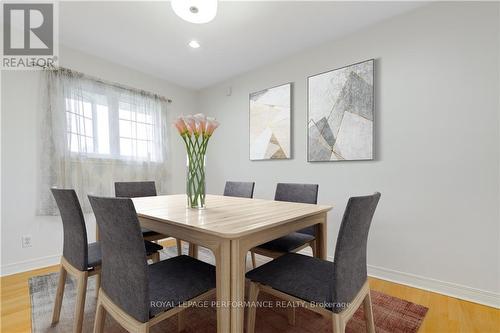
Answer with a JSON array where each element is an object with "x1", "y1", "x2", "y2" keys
[
  {"x1": 1, "y1": 254, "x2": 60, "y2": 277},
  {"x1": 326, "y1": 255, "x2": 499, "y2": 309},
  {"x1": 367, "y1": 264, "x2": 500, "y2": 309}
]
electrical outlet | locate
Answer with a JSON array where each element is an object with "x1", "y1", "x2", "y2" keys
[{"x1": 21, "y1": 235, "x2": 32, "y2": 248}]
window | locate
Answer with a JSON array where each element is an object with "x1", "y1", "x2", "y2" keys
[
  {"x1": 66, "y1": 97, "x2": 95, "y2": 154},
  {"x1": 39, "y1": 68, "x2": 169, "y2": 215},
  {"x1": 118, "y1": 101, "x2": 155, "y2": 160},
  {"x1": 65, "y1": 90, "x2": 163, "y2": 162}
]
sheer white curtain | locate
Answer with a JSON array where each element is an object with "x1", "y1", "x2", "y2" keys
[{"x1": 38, "y1": 68, "x2": 169, "y2": 214}]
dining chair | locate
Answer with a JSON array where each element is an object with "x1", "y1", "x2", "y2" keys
[
  {"x1": 114, "y1": 181, "x2": 182, "y2": 255},
  {"x1": 249, "y1": 183, "x2": 319, "y2": 269},
  {"x1": 50, "y1": 189, "x2": 163, "y2": 333},
  {"x1": 89, "y1": 195, "x2": 216, "y2": 333},
  {"x1": 246, "y1": 192, "x2": 381, "y2": 333},
  {"x1": 222, "y1": 181, "x2": 256, "y2": 266},
  {"x1": 223, "y1": 181, "x2": 255, "y2": 198}
]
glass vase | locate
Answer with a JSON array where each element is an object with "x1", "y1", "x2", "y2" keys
[{"x1": 186, "y1": 153, "x2": 206, "y2": 209}]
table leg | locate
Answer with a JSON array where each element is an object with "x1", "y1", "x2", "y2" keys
[
  {"x1": 315, "y1": 213, "x2": 328, "y2": 259},
  {"x1": 230, "y1": 239, "x2": 246, "y2": 333},
  {"x1": 214, "y1": 240, "x2": 231, "y2": 333}
]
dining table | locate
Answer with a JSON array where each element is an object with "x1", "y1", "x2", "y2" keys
[{"x1": 131, "y1": 194, "x2": 333, "y2": 333}]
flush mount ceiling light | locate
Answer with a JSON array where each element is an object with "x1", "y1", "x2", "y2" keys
[
  {"x1": 171, "y1": 0, "x2": 217, "y2": 24},
  {"x1": 188, "y1": 40, "x2": 200, "y2": 48}
]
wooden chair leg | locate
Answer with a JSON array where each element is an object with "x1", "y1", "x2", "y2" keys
[
  {"x1": 363, "y1": 290, "x2": 376, "y2": 333},
  {"x1": 188, "y1": 244, "x2": 198, "y2": 259},
  {"x1": 93, "y1": 297, "x2": 106, "y2": 333},
  {"x1": 176, "y1": 239, "x2": 182, "y2": 256},
  {"x1": 177, "y1": 310, "x2": 185, "y2": 332},
  {"x1": 95, "y1": 272, "x2": 101, "y2": 298},
  {"x1": 310, "y1": 240, "x2": 317, "y2": 257},
  {"x1": 146, "y1": 252, "x2": 160, "y2": 263},
  {"x1": 246, "y1": 282, "x2": 260, "y2": 333},
  {"x1": 73, "y1": 271, "x2": 88, "y2": 333},
  {"x1": 51, "y1": 265, "x2": 67, "y2": 325},
  {"x1": 332, "y1": 313, "x2": 345, "y2": 333},
  {"x1": 287, "y1": 306, "x2": 296, "y2": 326},
  {"x1": 250, "y1": 251, "x2": 257, "y2": 269}
]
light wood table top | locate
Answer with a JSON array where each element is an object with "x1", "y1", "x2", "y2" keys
[{"x1": 132, "y1": 194, "x2": 332, "y2": 238}]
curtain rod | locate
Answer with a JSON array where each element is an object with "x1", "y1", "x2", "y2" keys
[{"x1": 43, "y1": 65, "x2": 173, "y2": 104}]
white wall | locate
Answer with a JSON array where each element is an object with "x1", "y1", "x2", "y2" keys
[
  {"x1": 0, "y1": 45, "x2": 197, "y2": 274},
  {"x1": 198, "y1": 2, "x2": 500, "y2": 306}
]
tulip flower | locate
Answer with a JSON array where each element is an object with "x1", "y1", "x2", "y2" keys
[
  {"x1": 174, "y1": 116, "x2": 188, "y2": 135},
  {"x1": 205, "y1": 118, "x2": 220, "y2": 137},
  {"x1": 183, "y1": 115, "x2": 196, "y2": 136},
  {"x1": 194, "y1": 113, "x2": 207, "y2": 135}
]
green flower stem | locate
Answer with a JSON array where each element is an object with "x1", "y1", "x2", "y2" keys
[
  {"x1": 182, "y1": 133, "x2": 210, "y2": 208},
  {"x1": 182, "y1": 136, "x2": 200, "y2": 206}
]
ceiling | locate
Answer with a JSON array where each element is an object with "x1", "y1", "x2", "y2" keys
[{"x1": 60, "y1": 1, "x2": 426, "y2": 90}]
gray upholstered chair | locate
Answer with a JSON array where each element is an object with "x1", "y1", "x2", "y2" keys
[
  {"x1": 115, "y1": 181, "x2": 157, "y2": 198},
  {"x1": 246, "y1": 192, "x2": 381, "y2": 333},
  {"x1": 50, "y1": 189, "x2": 163, "y2": 333},
  {"x1": 114, "y1": 181, "x2": 182, "y2": 255},
  {"x1": 223, "y1": 181, "x2": 255, "y2": 198},
  {"x1": 89, "y1": 196, "x2": 216, "y2": 333},
  {"x1": 250, "y1": 183, "x2": 319, "y2": 268}
]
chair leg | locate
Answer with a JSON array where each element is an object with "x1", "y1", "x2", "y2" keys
[
  {"x1": 332, "y1": 313, "x2": 345, "y2": 333},
  {"x1": 95, "y1": 272, "x2": 101, "y2": 298},
  {"x1": 177, "y1": 310, "x2": 185, "y2": 332},
  {"x1": 310, "y1": 240, "x2": 317, "y2": 257},
  {"x1": 363, "y1": 290, "x2": 376, "y2": 333},
  {"x1": 188, "y1": 244, "x2": 198, "y2": 259},
  {"x1": 152, "y1": 252, "x2": 160, "y2": 263},
  {"x1": 287, "y1": 306, "x2": 296, "y2": 326},
  {"x1": 73, "y1": 271, "x2": 88, "y2": 333},
  {"x1": 250, "y1": 251, "x2": 257, "y2": 269},
  {"x1": 176, "y1": 239, "x2": 182, "y2": 256},
  {"x1": 51, "y1": 264, "x2": 67, "y2": 325},
  {"x1": 246, "y1": 282, "x2": 260, "y2": 333},
  {"x1": 93, "y1": 297, "x2": 106, "y2": 333}
]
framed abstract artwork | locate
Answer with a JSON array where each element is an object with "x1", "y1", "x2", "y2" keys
[
  {"x1": 307, "y1": 59, "x2": 374, "y2": 161},
  {"x1": 249, "y1": 83, "x2": 291, "y2": 160}
]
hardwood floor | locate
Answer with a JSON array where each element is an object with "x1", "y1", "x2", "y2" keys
[
  {"x1": 1, "y1": 243, "x2": 499, "y2": 333},
  {"x1": 368, "y1": 278, "x2": 499, "y2": 333}
]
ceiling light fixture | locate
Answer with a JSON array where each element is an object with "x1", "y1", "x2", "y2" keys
[
  {"x1": 188, "y1": 40, "x2": 201, "y2": 49},
  {"x1": 171, "y1": 0, "x2": 217, "y2": 24}
]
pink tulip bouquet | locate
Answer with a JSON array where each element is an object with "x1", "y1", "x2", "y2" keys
[{"x1": 174, "y1": 114, "x2": 219, "y2": 209}]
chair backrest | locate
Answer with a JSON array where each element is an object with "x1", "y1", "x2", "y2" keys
[
  {"x1": 114, "y1": 181, "x2": 157, "y2": 198},
  {"x1": 223, "y1": 181, "x2": 255, "y2": 198},
  {"x1": 88, "y1": 196, "x2": 150, "y2": 323},
  {"x1": 331, "y1": 192, "x2": 381, "y2": 312},
  {"x1": 274, "y1": 183, "x2": 319, "y2": 235},
  {"x1": 51, "y1": 188, "x2": 88, "y2": 271}
]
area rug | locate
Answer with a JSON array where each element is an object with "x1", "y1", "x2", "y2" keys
[{"x1": 30, "y1": 246, "x2": 428, "y2": 332}]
